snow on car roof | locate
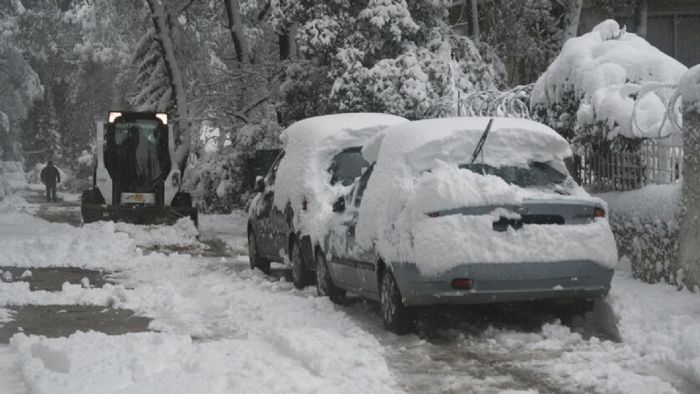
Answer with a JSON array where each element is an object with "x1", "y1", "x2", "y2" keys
[
  {"x1": 274, "y1": 113, "x2": 408, "y2": 242},
  {"x1": 363, "y1": 117, "x2": 572, "y2": 170},
  {"x1": 279, "y1": 113, "x2": 408, "y2": 147}
]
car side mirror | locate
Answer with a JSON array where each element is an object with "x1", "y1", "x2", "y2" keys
[
  {"x1": 255, "y1": 176, "x2": 265, "y2": 193},
  {"x1": 332, "y1": 197, "x2": 345, "y2": 213}
]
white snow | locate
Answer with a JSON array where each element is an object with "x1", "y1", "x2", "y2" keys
[
  {"x1": 679, "y1": 65, "x2": 700, "y2": 114},
  {"x1": 532, "y1": 19, "x2": 687, "y2": 139},
  {"x1": 272, "y1": 113, "x2": 407, "y2": 244},
  {"x1": 356, "y1": 117, "x2": 616, "y2": 275},
  {"x1": 596, "y1": 183, "x2": 681, "y2": 224},
  {"x1": 2, "y1": 191, "x2": 700, "y2": 392},
  {"x1": 0, "y1": 202, "x2": 401, "y2": 393}
]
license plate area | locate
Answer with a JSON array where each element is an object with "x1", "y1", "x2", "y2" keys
[{"x1": 120, "y1": 192, "x2": 156, "y2": 205}]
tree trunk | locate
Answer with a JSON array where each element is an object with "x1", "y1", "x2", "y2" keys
[
  {"x1": 561, "y1": 0, "x2": 582, "y2": 45},
  {"x1": 279, "y1": 26, "x2": 297, "y2": 60},
  {"x1": 146, "y1": 0, "x2": 191, "y2": 168},
  {"x1": 223, "y1": 0, "x2": 249, "y2": 63},
  {"x1": 633, "y1": 0, "x2": 648, "y2": 38},
  {"x1": 679, "y1": 109, "x2": 700, "y2": 288},
  {"x1": 470, "y1": 0, "x2": 480, "y2": 44}
]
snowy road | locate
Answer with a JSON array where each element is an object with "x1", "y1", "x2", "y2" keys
[{"x1": 2, "y1": 191, "x2": 700, "y2": 393}]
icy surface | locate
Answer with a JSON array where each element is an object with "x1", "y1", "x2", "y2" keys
[
  {"x1": 356, "y1": 117, "x2": 617, "y2": 275},
  {"x1": 532, "y1": 19, "x2": 687, "y2": 139},
  {"x1": 273, "y1": 113, "x2": 407, "y2": 243}
]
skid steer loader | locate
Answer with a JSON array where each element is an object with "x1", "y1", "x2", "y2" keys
[{"x1": 81, "y1": 111, "x2": 198, "y2": 225}]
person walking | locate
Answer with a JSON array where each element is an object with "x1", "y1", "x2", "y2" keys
[{"x1": 40, "y1": 161, "x2": 60, "y2": 202}]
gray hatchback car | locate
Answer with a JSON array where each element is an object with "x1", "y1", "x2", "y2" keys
[{"x1": 315, "y1": 117, "x2": 618, "y2": 334}]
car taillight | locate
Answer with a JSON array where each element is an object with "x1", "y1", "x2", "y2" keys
[
  {"x1": 302, "y1": 196, "x2": 308, "y2": 211},
  {"x1": 593, "y1": 207, "x2": 605, "y2": 218},
  {"x1": 451, "y1": 278, "x2": 473, "y2": 290}
]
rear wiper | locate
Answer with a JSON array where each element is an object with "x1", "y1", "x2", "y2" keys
[{"x1": 470, "y1": 118, "x2": 494, "y2": 165}]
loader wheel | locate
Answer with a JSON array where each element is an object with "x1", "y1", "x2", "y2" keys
[{"x1": 248, "y1": 229, "x2": 270, "y2": 274}]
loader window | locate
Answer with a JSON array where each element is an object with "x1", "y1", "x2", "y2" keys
[{"x1": 106, "y1": 118, "x2": 170, "y2": 192}]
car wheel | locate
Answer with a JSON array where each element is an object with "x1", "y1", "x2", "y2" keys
[
  {"x1": 380, "y1": 269, "x2": 416, "y2": 335},
  {"x1": 291, "y1": 238, "x2": 311, "y2": 289},
  {"x1": 316, "y1": 248, "x2": 345, "y2": 304},
  {"x1": 248, "y1": 229, "x2": 270, "y2": 274}
]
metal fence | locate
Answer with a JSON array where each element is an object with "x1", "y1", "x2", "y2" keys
[{"x1": 576, "y1": 137, "x2": 683, "y2": 192}]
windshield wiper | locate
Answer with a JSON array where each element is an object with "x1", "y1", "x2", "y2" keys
[{"x1": 470, "y1": 118, "x2": 494, "y2": 165}]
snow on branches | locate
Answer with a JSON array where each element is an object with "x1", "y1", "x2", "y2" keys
[{"x1": 531, "y1": 19, "x2": 687, "y2": 143}]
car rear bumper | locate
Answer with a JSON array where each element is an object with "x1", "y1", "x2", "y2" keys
[
  {"x1": 391, "y1": 260, "x2": 613, "y2": 307},
  {"x1": 81, "y1": 204, "x2": 198, "y2": 226}
]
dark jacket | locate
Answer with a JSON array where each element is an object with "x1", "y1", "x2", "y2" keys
[{"x1": 41, "y1": 164, "x2": 61, "y2": 186}]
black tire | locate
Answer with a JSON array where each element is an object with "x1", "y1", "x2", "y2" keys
[
  {"x1": 315, "y1": 248, "x2": 345, "y2": 304},
  {"x1": 248, "y1": 228, "x2": 270, "y2": 274},
  {"x1": 380, "y1": 269, "x2": 416, "y2": 334},
  {"x1": 291, "y1": 238, "x2": 312, "y2": 289}
]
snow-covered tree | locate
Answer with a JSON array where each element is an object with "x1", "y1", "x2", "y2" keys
[{"x1": 272, "y1": 0, "x2": 503, "y2": 122}]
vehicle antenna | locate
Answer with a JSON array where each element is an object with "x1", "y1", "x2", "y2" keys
[{"x1": 470, "y1": 118, "x2": 494, "y2": 165}]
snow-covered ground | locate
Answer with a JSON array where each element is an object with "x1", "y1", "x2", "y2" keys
[{"x1": 1, "y1": 189, "x2": 699, "y2": 393}]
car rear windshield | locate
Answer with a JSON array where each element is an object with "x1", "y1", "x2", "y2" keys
[
  {"x1": 329, "y1": 147, "x2": 369, "y2": 186},
  {"x1": 459, "y1": 162, "x2": 567, "y2": 188}
]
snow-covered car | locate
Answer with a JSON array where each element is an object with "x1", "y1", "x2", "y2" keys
[
  {"x1": 247, "y1": 113, "x2": 408, "y2": 288},
  {"x1": 315, "y1": 117, "x2": 618, "y2": 334}
]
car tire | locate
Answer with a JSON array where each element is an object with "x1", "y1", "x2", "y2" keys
[
  {"x1": 380, "y1": 269, "x2": 416, "y2": 335},
  {"x1": 248, "y1": 229, "x2": 270, "y2": 274},
  {"x1": 291, "y1": 238, "x2": 312, "y2": 289},
  {"x1": 315, "y1": 248, "x2": 345, "y2": 304}
]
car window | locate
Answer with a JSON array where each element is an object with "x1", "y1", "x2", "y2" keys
[
  {"x1": 459, "y1": 162, "x2": 567, "y2": 188},
  {"x1": 354, "y1": 164, "x2": 374, "y2": 208},
  {"x1": 329, "y1": 147, "x2": 369, "y2": 186},
  {"x1": 266, "y1": 151, "x2": 285, "y2": 186}
]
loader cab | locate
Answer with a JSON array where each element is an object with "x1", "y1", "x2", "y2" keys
[{"x1": 104, "y1": 112, "x2": 171, "y2": 205}]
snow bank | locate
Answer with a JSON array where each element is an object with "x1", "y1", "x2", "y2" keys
[
  {"x1": 0, "y1": 209, "x2": 401, "y2": 393},
  {"x1": 532, "y1": 19, "x2": 687, "y2": 139},
  {"x1": 356, "y1": 117, "x2": 615, "y2": 275},
  {"x1": 0, "y1": 161, "x2": 27, "y2": 201},
  {"x1": 114, "y1": 218, "x2": 202, "y2": 250},
  {"x1": 9, "y1": 328, "x2": 397, "y2": 394},
  {"x1": 273, "y1": 113, "x2": 407, "y2": 243},
  {"x1": 596, "y1": 185, "x2": 681, "y2": 284}
]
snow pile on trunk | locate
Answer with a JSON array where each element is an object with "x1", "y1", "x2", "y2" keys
[
  {"x1": 273, "y1": 113, "x2": 407, "y2": 243},
  {"x1": 532, "y1": 19, "x2": 687, "y2": 139},
  {"x1": 0, "y1": 161, "x2": 27, "y2": 201},
  {"x1": 679, "y1": 64, "x2": 700, "y2": 114},
  {"x1": 357, "y1": 117, "x2": 617, "y2": 275}
]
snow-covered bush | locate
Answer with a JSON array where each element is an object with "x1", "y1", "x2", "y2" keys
[
  {"x1": 598, "y1": 185, "x2": 681, "y2": 285},
  {"x1": 531, "y1": 20, "x2": 687, "y2": 147},
  {"x1": 184, "y1": 121, "x2": 281, "y2": 213}
]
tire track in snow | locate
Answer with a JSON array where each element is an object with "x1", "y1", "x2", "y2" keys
[{"x1": 342, "y1": 301, "x2": 573, "y2": 394}]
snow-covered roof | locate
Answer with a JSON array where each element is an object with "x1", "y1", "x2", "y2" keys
[
  {"x1": 531, "y1": 20, "x2": 687, "y2": 139},
  {"x1": 363, "y1": 116, "x2": 572, "y2": 170}
]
